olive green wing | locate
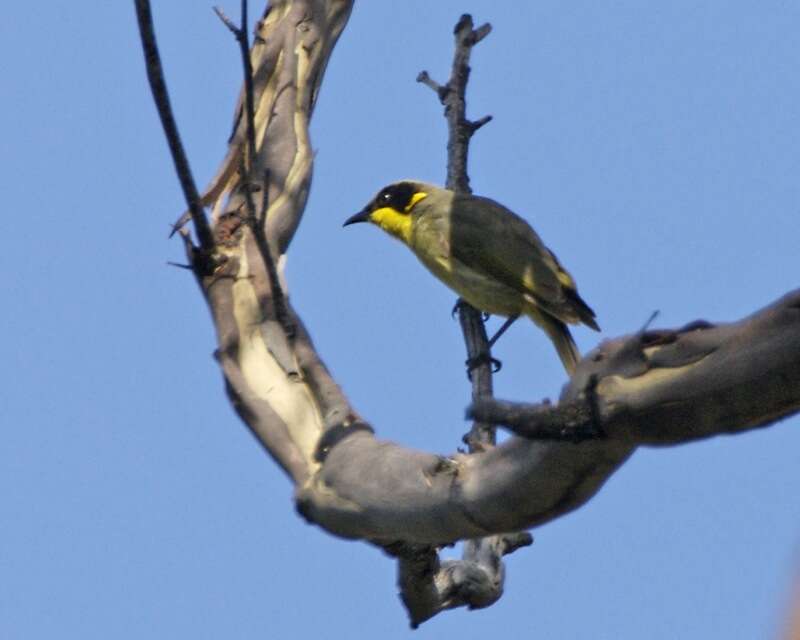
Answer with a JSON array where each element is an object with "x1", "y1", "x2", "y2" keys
[{"x1": 449, "y1": 194, "x2": 598, "y2": 329}]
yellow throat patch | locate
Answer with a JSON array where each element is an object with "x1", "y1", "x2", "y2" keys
[{"x1": 369, "y1": 192, "x2": 427, "y2": 244}]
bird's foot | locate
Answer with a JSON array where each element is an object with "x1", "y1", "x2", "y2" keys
[{"x1": 465, "y1": 352, "x2": 502, "y2": 379}]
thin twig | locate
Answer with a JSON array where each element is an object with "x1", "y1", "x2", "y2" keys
[
  {"x1": 134, "y1": 0, "x2": 214, "y2": 252},
  {"x1": 403, "y1": 13, "x2": 533, "y2": 628},
  {"x1": 423, "y1": 13, "x2": 496, "y2": 451},
  {"x1": 468, "y1": 114, "x2": 493, "y2": 133},
  {"x1": 258, "y1": 168, "x2": 271, "y2": 226},
  {"x1": 166, "y1": 261, "x2": 194, "y2": 271},
  {"x1": 416, "y1": 71, "x2": 448, "y2": 101},
  {"x1": 212, "y1": 6, "x2": 238, "y2": 34},
  {"x1": 214, "y1": 4, "x2": 258, "y2": 175},
  {"x1": 218, "y1": 0, "x2": 294, "y2": 337}
]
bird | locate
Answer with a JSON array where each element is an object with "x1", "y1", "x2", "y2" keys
[{"x1": 343, "y1": 180, "x2": 599, "y2": 375}]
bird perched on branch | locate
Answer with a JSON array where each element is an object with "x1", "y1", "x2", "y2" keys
[{"x1": 344, "y1": 181, "x2": 599, "y2": 375}]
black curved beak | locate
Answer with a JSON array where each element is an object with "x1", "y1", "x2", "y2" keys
[{"x1": 343, "y1": 208, "x2": 370, "y2": 227}]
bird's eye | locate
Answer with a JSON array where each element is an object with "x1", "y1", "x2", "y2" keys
[{"x1": 376, "y1": 183, "x2": 416, "y2": 212}]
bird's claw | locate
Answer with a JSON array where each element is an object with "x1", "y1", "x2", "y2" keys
[
  {"x1": 466, "y1": 352, "x2": 502, "y2": 379},
  {"x1": 450, "y1": 299, "x2": 491, "y2": 323}
]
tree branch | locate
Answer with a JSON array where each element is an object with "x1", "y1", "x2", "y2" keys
[
  {"x1": 417, "y1": 15, "x2": 497, "y2": 450},
  {"x1": 298, "y1": 290, "x2": 800, "y2": 545},
  {"x1": 391, "y1": 15, "x2": 533, "y2": 626},
  {"x1": 134, "y1": 0, "x2": 215, "y2": 252},
  {"x1": 214, "y1": 1, "x2": 294, "y2": 340},
  {"x1": 152, "y1": 0, "x2": 356, "y2": 487},
  {"x1": 473, "y1": 291, "x2": 800, "y2": 445}
]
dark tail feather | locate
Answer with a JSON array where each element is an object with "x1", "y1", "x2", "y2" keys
[
  {"x1": 528, "y1": 309, "x2": 580, "y2": 375},
  {"x1": 564, "y1": 287, "x2": 600, "y2": 331}
]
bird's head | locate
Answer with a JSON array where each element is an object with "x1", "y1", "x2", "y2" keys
[{"x1": 344, "y1": 181, "x2": 438, "y2": 244}]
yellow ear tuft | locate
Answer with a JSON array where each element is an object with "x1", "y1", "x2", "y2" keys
[{"x1": 405, "y1": 191, "x2": 428, "y2": 212}]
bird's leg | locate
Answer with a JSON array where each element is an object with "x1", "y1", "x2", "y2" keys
[
  {"x1": 487, "y1": 315, "x2": 519, "y2": 349},
  {"x1": 453, "y1": 298, "x2": 503, "y2": 377},
  {"x1": 466, "y1": 315, "x2": 519, "y2": 378}
]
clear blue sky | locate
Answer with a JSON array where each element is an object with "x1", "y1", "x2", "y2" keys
[{"x1": 2, "y1": 2, "x2": 799, "y2": 638}]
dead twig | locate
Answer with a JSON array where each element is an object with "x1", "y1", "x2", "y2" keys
[{"x1": 134, "y1": 0, "x2": 214, "y2": 252}]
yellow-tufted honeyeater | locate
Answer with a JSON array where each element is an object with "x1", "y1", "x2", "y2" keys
[{"x1": 344, "y1": 181, "x2": 599, "y2": 375}]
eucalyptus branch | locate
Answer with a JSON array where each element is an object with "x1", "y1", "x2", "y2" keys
[
  {"x1": 418, "y1": 14, "x2": 496, "y2": 451},
  {"x1": 215, "y1": 0, "x2": 293, "y2": 338}
]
